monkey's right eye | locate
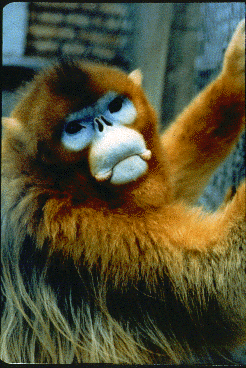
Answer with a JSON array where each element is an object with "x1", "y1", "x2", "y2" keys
[
  {"x1": 61, "y1": 119, "x2": 94, "y2": 151},
  {"x1": 65, "y1": 121, "x2": 85, "y2": 134}
]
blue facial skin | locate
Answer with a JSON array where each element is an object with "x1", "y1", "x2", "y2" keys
[
  {"x1": 61, "y1": 92, "x2": 135, "y2": 151},
  {"x1": 61, "y1": 93, "x2": 115, "y2": 151}
]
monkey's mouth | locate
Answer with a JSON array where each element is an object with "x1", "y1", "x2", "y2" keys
[
  {"x1": 89, "y1": 126, "x2": 152, "y2": 185},
  {"x1": 94, "y1": 151, "x2": 151, "y2": 185}
]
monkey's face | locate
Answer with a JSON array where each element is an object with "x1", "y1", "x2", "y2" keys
[
  {"x1": 61, "y1": 91, "x2": 151, "y2": 185},
  {"x1": 8, "y1": 62, "x2": 158, "y2": 187}
]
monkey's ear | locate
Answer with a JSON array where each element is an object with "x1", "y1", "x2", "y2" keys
[
  {"x1": 128, "y1": 69, "x2": 142, "y2": 86},
  {"x1": 2, "y1": 117, "x2": 23, "y2": 134},
  {"x1": 2, "y1": 117, "x2": 37, "y2": 154},
  {"x1": 2, "y1": 117, "x2": 27, "y2": 143}
]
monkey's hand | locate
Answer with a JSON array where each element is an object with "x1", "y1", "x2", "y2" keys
[{"x1": 221, "y1": 19, "x2": 245, "y2": 93}]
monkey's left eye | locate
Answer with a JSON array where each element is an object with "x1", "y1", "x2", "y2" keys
[
  {"x1": 106, "y1": 96, "x2": 137, "y2": 125},
  {"x1": 108, "y1": 96, "x2": 124, "y2": 113}
]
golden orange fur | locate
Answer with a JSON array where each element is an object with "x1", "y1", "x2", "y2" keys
[{"x1": 1, "y1": 20, "x2": 245, "y2": 364}]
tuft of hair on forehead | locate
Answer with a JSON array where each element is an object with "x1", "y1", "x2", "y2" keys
[{"x1": 47, "y1": 58, "x2": 100, "y2": 107}]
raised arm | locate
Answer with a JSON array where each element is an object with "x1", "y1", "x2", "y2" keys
[{"x1": 161, "y1": 20, "x2": 245, "y2": 203}]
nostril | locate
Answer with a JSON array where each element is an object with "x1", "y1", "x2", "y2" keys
[
  {"x1": 94, "y1": 118, "x2": 104, "y2": 132},
  {"x1": 100, "y1": 116, "x2": 112, "y2": 126},
  {"x1": 94, "y1": 116, "x2": 113, "y2": 133}
]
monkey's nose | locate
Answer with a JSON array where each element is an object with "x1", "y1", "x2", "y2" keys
[{"x1": 94, "y1": 116, "x2": 113, "y2": 133}]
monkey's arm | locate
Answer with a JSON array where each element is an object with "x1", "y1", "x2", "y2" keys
[{"x1": 161, "y1": 20, "x2": 245, "y2": 203}]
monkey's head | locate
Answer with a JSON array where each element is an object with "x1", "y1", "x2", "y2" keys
[{"x1": 3, "y1": 61, "x2": 167, "y2": 200}]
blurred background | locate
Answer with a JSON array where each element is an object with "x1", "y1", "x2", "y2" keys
[{"x1": 2, "y1": 2, "x2": 245, "y2": 214}]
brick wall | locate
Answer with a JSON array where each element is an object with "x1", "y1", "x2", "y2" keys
[{"x1": 25, "y1": 2, "x2": 134, "y2": 70}]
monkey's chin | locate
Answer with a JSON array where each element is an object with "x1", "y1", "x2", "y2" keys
[
  {"x1": 94, "y1": 155, "x2": 148, "y2": 185},
  {"x1": 111, "y1": 155, "x2": 148, "y2": 185}
]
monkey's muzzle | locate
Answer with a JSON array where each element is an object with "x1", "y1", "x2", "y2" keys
[{"x1": 89, "y1": 126, "x2": 151, "y2": 185}]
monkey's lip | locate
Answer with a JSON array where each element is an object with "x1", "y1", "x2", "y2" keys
[
  {"x1": 89, "y1": 127, "x2": 152, "y2": 185},
  {"x1": 94, "y1": 150, "x2": 151, "y2": 184}
]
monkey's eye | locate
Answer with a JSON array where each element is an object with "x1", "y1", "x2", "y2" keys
[
  {"x1": 61, "y1": 119, "x2": 94, "y2": 151},
  {"x1": 65, "y1": 120, "x2": 86, "y2": 134},
  {"x1": 108, "y1": 96, "x2": 124, "y2": 113},
  {"x1": 106, "y1": 96, "x2": 137, "y2": 125}
]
